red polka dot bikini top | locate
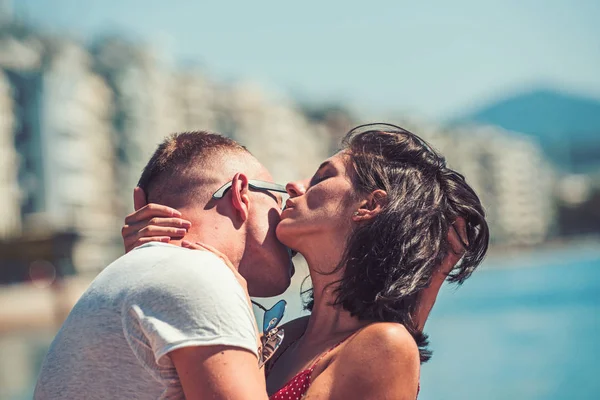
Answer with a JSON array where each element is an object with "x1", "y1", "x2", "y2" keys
[
  {"x1": 267, "y1": 329, "x2": 420, "y2": 400},
  {"x1": 268, "y1": 337, "x2": 349, "y2": 400}
]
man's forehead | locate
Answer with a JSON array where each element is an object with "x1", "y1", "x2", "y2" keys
[
  {"x1": 255, "y1": 165, "x2": 276, "y2": 182},
  {"x1": 203, "y1": 151, "x2": 264, "y2": 176}
]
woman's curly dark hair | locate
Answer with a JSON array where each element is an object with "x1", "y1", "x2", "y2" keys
[{"x1": 303, "y1": 123, "x2": 489, "y2": 363}]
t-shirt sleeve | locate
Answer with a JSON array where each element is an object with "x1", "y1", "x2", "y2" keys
[{"x1": 121, "y1": 250, "x2": 259, "y2": 368}]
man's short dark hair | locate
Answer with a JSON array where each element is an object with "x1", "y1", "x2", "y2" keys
[{"x1": 138, "y1": 131, "x2": 249, "y2": 207}]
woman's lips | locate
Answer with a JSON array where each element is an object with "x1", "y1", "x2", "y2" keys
[
  {"x1": 284, "y1": 199, "x2": 295, "y2": 210},
  {"x1": 280, "y1": 207, "x2": 295, "y2": 219}
]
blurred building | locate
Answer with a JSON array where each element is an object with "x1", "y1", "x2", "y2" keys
[
  {"x1": 222, "y1": 82, "x2": 330, "y2": 183},
  {"x1": 0, "y1": 27, "x2": 335, "y2": 281},
  {"x1": 555, "y1": 172, "x2": 600, "y2": 237},
  {"x1": 0, "y1": 23, "x2": 44, "y2": 241},
  {"x1": 0, "y1": 20, "x2": 562, "y2": 277},
  {"x1": 92, "y1": 38, "x2": 185, "y2": 217},
  {"x1": 0, "y1": 26, "x2": 122, "y2": 273},
  {"x1": 417, "y1": 122, "x2": 555, "y2": 245},
  {"x1": 173, "y1": 68, "x2": 218, "y2": 132},
  {"x1": 0, "y1": 70, "x2": 20, "y2": 238},
  {"x1": 40, "y1": 41, "x2": 120, "y2": 271}
]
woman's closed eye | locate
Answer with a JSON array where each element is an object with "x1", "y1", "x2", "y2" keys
[{"x1": 309, "y1": 174, "x2": 330, "y2": 187}]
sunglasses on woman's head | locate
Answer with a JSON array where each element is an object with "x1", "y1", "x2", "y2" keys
[
  {"x1": 347, "y1": 122, "x2": 442, "y2": 165},
  {"x1": 252, "y1": 299, "x2": 286, "y2": 368}
]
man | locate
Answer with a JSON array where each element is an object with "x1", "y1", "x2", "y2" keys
[{"x1": 35, "y1": 131, "x2": 293, "y2": 399}]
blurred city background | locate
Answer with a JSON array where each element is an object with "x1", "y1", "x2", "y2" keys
[{"x1": 0, "y1": 1, "x2": 599, "y2": 399}]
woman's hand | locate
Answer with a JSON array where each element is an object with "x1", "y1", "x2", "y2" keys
[
  {"x1": 121, "y1": 187, "x2": 192, "y2": 253},
  {"x1": 413, "y1": 217, "x2": 468, "y2": 330}
]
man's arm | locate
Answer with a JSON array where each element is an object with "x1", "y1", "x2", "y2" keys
[
  {"x1": 168, "y1": 250, "x2": 266, "y2": 400},
  {"x1": 171, "y1": 345, "x2": 268, "y2": 400},
  {"x1": 122, "y1": 250, "x2": 265, "y2": 399}
]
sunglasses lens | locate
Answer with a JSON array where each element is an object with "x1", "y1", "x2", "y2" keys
[
  {"x1": 258, "y1": 328, "x2": 285, "y2": 368},
  {"x1": 280, "y1": 193, "x2": 289, "y2": 211},
  {"x1": 263, "y1": 299, "x2": 287, "y2": 333}
]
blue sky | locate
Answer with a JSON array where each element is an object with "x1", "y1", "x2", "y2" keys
[{"x1": 12, "y1": 0, "x2": 600, "y2": 121}]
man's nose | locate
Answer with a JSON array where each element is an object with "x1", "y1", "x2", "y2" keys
[{"x1": 285, "y1": 180, "x2": 308, "y2": 198}]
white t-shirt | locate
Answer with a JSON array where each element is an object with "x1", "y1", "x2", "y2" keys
[{"x1": 34, "y1": 242, "x2": 258, "y2": 400}]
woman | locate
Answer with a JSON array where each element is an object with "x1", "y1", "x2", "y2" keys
[{"x1": 123, "y1": 123, "x2": 489, "y2": 399}]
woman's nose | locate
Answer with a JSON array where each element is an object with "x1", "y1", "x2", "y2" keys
[{"x1": 286, "y1": 180, "x2": 308, "y2": 198}]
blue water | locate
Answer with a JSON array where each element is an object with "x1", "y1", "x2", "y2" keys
[{"x1": 418, "y1": 249, "x2": 600, "y2": 400}]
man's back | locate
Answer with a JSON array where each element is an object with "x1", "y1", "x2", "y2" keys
[{"x1": 34, "y1": 242, "x2": 258, "y2": 400}]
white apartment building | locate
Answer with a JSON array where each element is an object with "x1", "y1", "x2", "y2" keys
[
  {"x1": 93, "y1": 38, "x2": 184, "y2": 216},
  {"x1": 442, "y1": 125, "x2": 554, "y2": 245},
  {"x1": 39, "y1": 41, "x2": 120, "y2": 271},
  {"x1": 0, "y1": 70, "x2": 20, "y2": 238},
  {"x1": 173, "y1": 69, "x2": 218, "y2": 132},
  {"x1": 482, "y1": 129, "x2": 554, "y2": 245},
  {"x1": 222, "y1": 82, "x2": 330, "y2": 183},
  {"x1": 0, "y1": 31, "x2": 123, "y2": 272},
  {"x1": 378, "y1": 119, "x2": 554, "y2": 245}
]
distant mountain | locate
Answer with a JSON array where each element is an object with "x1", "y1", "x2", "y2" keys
[{"x1": 455, "y1": 89, "x2": 600, "y2": 172}]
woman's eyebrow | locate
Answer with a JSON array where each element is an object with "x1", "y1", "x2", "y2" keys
[
  {"x1": 317, "y1": 161, "x2": 331, "y2": 171},
  {"x1": 312, "y1": 161, "x2": 332, "y2": 177},
  {"x1": 308, "y1": 161, "x2": 335, "y2": 186}
]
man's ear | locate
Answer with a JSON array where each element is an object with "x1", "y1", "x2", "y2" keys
[
  {"x1": 230, "y1": 173, "x2": 251, "y2": 221},
  {"x1": 352, "y1": 189, "x2": 387, "y2": 222},
  {"x1": 133, "y1": 187, "x2": 147, "y2": 211}
]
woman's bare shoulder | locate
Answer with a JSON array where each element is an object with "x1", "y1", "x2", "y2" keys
[
  {"x1": 340, "y1": 322, "x2": 419, "y2": 371},
  {"x1": 324, "y1": 323, "x2": 419, "y2": 398},
  {"x1": 355, "y1": 322, "x2": 416, "y2": 348}
]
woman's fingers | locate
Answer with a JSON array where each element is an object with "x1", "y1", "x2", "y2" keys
[
  {"x1": 448, "y1": 216, "x2": 468, "y2": 255},
  {"x1": 143, "y1": 217, "x2": 191, "y2": 230},
  {"x1": 122, "y1": 219, "x2": 190, "y2": 240},
  {"x1": 124, "y1": 203, "x2": 182, "y2": 225},
  {"x1": 137, "y1": 236, "x2": 172, "y2": 245},
  {"x1": 180, "y1": 240, "x2": 205, "y2": 250},
  {"x1": 123, "y1": 224, "x2": 189, "y2": 250},
  {"x1": 122, "y1": 214, "x2": 191, "y2": 253}
]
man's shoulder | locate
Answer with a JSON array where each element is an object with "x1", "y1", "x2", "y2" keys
[
  {"x1": 126, "y1": 243, "x2": 230, "y2": 274},
  {"x1": 130, "y1": 242, "x2": 221, "y2": 261},
  {"x1": 120, "y1": 243, "x2": 240, "y2": 298},
  {"x1": 99, "y1": 243, "x2": 239, "y2": 303}
]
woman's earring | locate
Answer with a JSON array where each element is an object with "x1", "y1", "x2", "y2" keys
[{"x1": 353, "y1": 211, "x2": 359, "y2": 216}]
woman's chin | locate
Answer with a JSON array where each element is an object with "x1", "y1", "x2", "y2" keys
[{"x1": 275, "y1": 223, "x2": 298, "y2": 250}]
